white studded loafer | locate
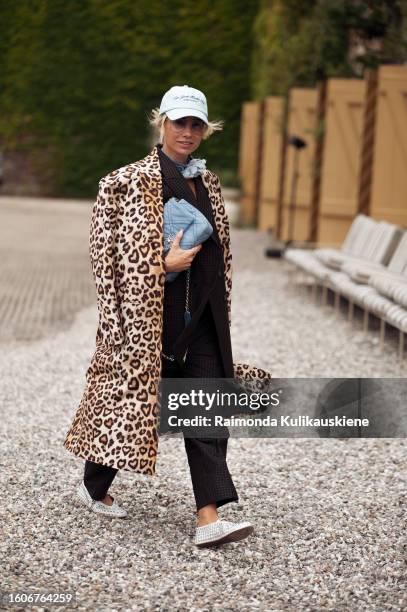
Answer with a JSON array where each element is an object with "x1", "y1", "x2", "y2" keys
[
  {"x1": 76, "y1": 481, "x2": 128, "y2": 519},
  {"x1": 194, "y1": 519, "x2": 254, "y2": 548}
]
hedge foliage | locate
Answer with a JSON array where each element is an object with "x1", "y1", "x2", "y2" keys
[
  {"x1": 3, "y1": 1, "x2": 406, "y2": 197},
  {"x1": 0, "y1": 0, "x2": 259, "y2": 196}
]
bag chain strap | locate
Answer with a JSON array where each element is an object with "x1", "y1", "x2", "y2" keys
[{"x1": 161, "y1": 268, "x2": 191, "y2": 362}]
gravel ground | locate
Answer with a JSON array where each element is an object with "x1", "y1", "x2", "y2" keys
[{"x1": 1, "y1": 228, "x2": 407, "y2": 611}]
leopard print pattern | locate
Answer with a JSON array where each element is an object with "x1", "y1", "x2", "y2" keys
[{"x1": 63, "y1": 145, "x2": 272, "y2": 474}]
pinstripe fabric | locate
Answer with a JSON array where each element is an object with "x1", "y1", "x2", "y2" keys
[
  {"x1": 184, "y1": 436, "x2": 238, "y2": 511},
  {"x1": 157, "y1": 143, "x2": 234, "y2": 378},
  {"x1": 161, "y1": 302, "x2": 239, "y2": 511},
  {"x1": 158, "y1": 147, "x2": 238, "y2": 510},
  {"x1": 83, "y1": 460, "x2": 118, "y2": 501}
]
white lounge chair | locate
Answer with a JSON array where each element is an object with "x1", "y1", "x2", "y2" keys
[
  {"x1": 284, "y1": 214, "x2": 378, "y2": 282},
  {"x1": 341, "y1": 224, "x2": 405, "y2": 283},
  {"x1": 314, "y1": 215, "x2": 378, "y2": 270},
  {"x1": 326, "y1": 221, "x2": 402, "y2": 299}
]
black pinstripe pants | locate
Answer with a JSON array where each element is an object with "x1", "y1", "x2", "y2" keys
[{"x1": 84, "y1": 303, "x2": 238, "y2": 511}]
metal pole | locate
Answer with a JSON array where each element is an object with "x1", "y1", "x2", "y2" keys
[
  {"x1": 287, "y1": 147, "x2": 300, "y2": 243},
  {"x1": 379, "y1": 318, "x2": 386, "y2": 351},
  {"x1": 399, "y1": 330, "x2": 404, "y2": 361},
  {"x1": 348, "y1": 300, "x2": 354, "y2": 322},
  {"x1": 313, "y1": 282, "x2": 318, "y2": 303},
  {"x1": 363, "y1": 308, "x2": 369, "y2": 333},
  {"x1": 335, "y1": 291, "x2": 340, "y2": 317}
]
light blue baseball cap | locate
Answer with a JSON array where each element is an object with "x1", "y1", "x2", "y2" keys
[{"x1": 159, "y1": 85, "x2": 208, "y2": 124}]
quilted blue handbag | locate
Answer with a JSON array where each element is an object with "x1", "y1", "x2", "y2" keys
[{"x1": 163, "y1": 196, "x2": 213, "y2": 282}]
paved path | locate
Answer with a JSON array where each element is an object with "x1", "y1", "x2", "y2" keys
[
  {"x1": 0, "y1": 196, "x2": 95, "y2": 343},
  {"x1": 1, "y1": 196, "x2": 406, "y2": 611}
]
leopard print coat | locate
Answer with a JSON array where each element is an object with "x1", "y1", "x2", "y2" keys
[{"x1": 63, "y1": 145, "x2": 272, "y2": 474}]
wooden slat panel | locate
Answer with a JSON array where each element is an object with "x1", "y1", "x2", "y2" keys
[
  {"x1": 238, "y1": 101, "x2": 262, "y2": 225},
  {"x1": 258, "y1": 96, "x2": 285, "y2": 232},
  {"x1": 370, "y1": 65, "x2": 407, "y2": 227},
  {"x1": 318, "y1": 78, "x2": 366, "y2": 245}
]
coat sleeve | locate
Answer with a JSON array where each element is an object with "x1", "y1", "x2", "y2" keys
[
  {"x1": 224, "y1": 225, "x2": 233, "y2": 329},
  {"x1": 89, "y1": 177, "x2": 124, "y2": 346},
  {"x1": 215, "y1": 174, "x2": 233, "y2": 328}
]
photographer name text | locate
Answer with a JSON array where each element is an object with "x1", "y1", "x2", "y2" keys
[{"x1": 167, "y1": 415, "x2": 370, "y2": 428}]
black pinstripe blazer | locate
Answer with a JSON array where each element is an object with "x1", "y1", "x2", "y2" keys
[{"x1": 157, "y1": 143, "x2": 234, "y2": 378}]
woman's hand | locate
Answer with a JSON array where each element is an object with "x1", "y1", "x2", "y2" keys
[{"x1": 164, "y1": 229, "x2": 202, "y2": 273}]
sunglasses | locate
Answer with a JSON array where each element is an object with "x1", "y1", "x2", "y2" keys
[{"x1": 168, "y1": 117, "x2": 206, "y2": 134}]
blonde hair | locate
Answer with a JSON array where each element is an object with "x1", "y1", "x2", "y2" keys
[{"x1": 147, "y1": 107, "x2": 224, "y2": 143}]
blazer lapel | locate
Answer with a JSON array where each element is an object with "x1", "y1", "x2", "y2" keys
[
  {"x1": 156, "y1": 143, "x2": 196, "y2": 203},
  {"x1": 156, "y1": 144, "x2": 222, "y2": 248},
  {"x1": 194, "y1": 178, "x2": 222, "y2": 247}
]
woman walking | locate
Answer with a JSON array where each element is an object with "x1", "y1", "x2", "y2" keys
[{"x1": 63, "y1": 85, "x2": 271, "y2": 547}]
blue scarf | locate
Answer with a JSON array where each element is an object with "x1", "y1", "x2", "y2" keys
[{"x1": 161, "y1": 147, "x2": 207, "y2": 178}]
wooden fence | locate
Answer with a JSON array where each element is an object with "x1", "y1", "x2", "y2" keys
[
  {"x1": 257, "y1": 96, "x2": 285, "y2": 233},
  {"x1": 369, "y1": 65, "x2": 407, "y2": 227},
  {"x1": 239, "y1": 64, "x2": 407, "y2": 243},
  {"x1": 318, "y1": 78, "x2": 366, "y2": 245},
  {"x1": 238, "y1": 101, "x2": 263, "y2": 226}
]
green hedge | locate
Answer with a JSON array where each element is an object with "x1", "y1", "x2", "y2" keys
[{"x1": 0, "y1": 0, "x2": 259, "y2": 196}]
